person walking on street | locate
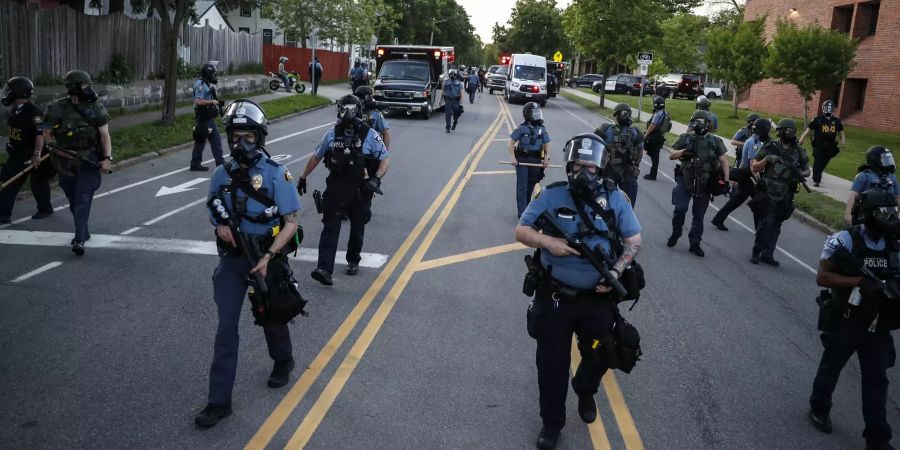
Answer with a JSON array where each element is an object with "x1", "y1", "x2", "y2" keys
[
  {"x1": 799, "y1": 100, "x2": 845, "y2": 187},
  {"x1": 350, "y1": 60, "x2": 367, "y2": 93},
  {"x1": 308, "y1": 58, "x2": 324, "y2": 96},
  {"x1": 509, "y1": 102, "x2": 550, "y2": 217},
  {"x1": 0, "y1": 76, "x2": 54, "y2": 223},
  {"x1": 710, "y1": 116, "x2": 767, "y2": 231},
  {"x1": 190, "y1": 64, "x2": 225, "y2": 171},
  {"x1": 43, "y1": 70, "x2": 113, "y2": 255},
  {"x1": 443, "y1": 71, "x2": 464, "y2": 133},
  {"x1": 642, "y1": 96, "x2": 671, "y2": 182},
  {"x1": 595, "y1": 104, "x2": 643, "y2": 206},
  {"x1": 465, "y1": 70, "x2": 479, "y2": 104}
]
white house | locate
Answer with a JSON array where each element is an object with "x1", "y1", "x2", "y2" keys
[
  {"x1": 221, "y1": 2, "x2": 285, "y2": 45},
  {"x1": 193, "y1": 1, "x2": 231, "y2": 31}
]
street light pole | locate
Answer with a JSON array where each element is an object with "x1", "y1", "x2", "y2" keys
[{"x1": 430, "y1": 18, "x2": 450, "y2": 46}]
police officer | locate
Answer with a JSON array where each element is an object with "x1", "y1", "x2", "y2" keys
[
  {"x1": 190, "y1": 63, "x2": 224, "y2": 171},
  {"x1": 845, "y1": 147, "x2": 900, "y2": 225},
  {"x1": 810, "y1": 188, "x2": 899, "y2": 450},
  {"x1": 730, "y1": 113, "x2": 760, "y2": 168},
  {"x1": 695, "y1": 95, "x2": 718, "y2": 133},
  {"x1": 308, "y1": 57, "x2": 323, "y2": 95},
  {"x1": 667, "y1": 110, "x2": 729, "y2": 257},
  {"x1": 43, "y1": 70, "x2": 112, "y2": 256},
  {"x1": 277, "y1": 56, "x2": 291, "y2": 91},
  {"x1": 443, "y1": 71, "x2": 464, "y2": 133},
  {"x1": 799, "y1": 100, "x2": 846, "y2": 187},
  {"x1": 195, "y1": 99, "x2": 302, "y2": 428},
  {"x1": 750, "y1": 119, "x2": 810, "y2": 266},
  {"x1": 350, "y1": 60, "x2": 367, "y2": 92},
  {"x1": 465, "y1": 69, "x2": 479, "y2": 104},
  {"x1": 0, "y1": 76, "x2": 53, "y2": 223},
  {"x1": 477, "y1": 66, "x2": 487, "y2": 93},
  {"x1": 711, "y1": 117, "x2": 770, "y2": 231},
  {"x1": 595, "y1": 104, "x2": 643, "y2": 205},
  {"x1": 354, "y1": 85, "x2": 391, "y2": 150},
  {"x1": 515, "y1": 133, "x2": 641, "y2": 450},
  {"x1": 297, "y1": 95, "x2": 389, "y2": 284},
  {"x1": 642, "y1": 96, "x2": 670, "y2": 181},
  {"x1": 509, "y1": 102, "x2": 551, "y2": 217}
]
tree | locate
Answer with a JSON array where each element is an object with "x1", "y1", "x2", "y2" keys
[
  {"x1": 654, "y1": 13, "x2": 707, "y2": 73},
  {"x1": 705, "y1": 17, "x2": 768, "y2": 118},
  {"x1": 377, "y1": 0, "x2": 481, "y2": 63},
  {"x1": 492, "y1": 0, "x2": 568, "y2": 59},
  {"x1": 765, "y1": 19, "x2": 859, "y2": 124}
]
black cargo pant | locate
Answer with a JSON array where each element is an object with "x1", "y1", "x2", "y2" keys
[
  {"x1": 317, "y1": 188, "x2": 372, "y2": 274},
  {"x1": 644, "y1": 138, "x2": 664, "y2": 180},
  {"x1": 812, "y1": 143, "x2": 837, "y2": 184},
  {"x1": 711, "y1": 182, "x2": 752, "y2": 225},
  {"x1": 0, "y1": 151, "x2": 53, "y2": 219},
  {"x1": 810, "y1": 320, "x2": 895, "y2": 446},
  {"x1": 527, "y1": 284, "x2": 616, "y2": 431}
]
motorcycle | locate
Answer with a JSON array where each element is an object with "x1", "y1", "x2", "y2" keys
[{"x1": 269, "y1": 72, "x2": 306, "y2": 93}]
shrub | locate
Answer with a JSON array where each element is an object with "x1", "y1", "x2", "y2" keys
[{"x1": 95, "y1": 54, "x2": 135, "y2": 85}]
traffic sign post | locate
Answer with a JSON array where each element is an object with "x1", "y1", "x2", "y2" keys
[
  {"x1": 636, "y1": 53, "x2": 652, "y2": 121},
  {"x1": 553, "y1": 51, "x2": 563, "y2": 62},
  {"x1": 637, "y1": 52, "x2": 653, "y2": 66}
]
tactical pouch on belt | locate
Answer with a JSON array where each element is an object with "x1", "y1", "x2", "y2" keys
[
  {"x1": 522, "y1": 250, "x2": 548, "y2": 297},
  {"x1": 816, "y1": 289, "x2": 839, "y2": 333},
  {"x1": 258, "y1": 255, "x2": 309, "y2": 325},
  {"x1": 618, "y1": 261, "x2": 645, "y2": 302},
  {"x1": 612, "y1": 316, "x2": 642, "y2": 373},
  {"x1": 196, "y1": 104, "x2": 219, "y2": 121}
]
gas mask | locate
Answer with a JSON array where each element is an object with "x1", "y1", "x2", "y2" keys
[
  {"x1": 228, "y1": 131, "x2": 262, "y2": 166},
  {"x1": 568, "y1": 164, "x2": 600, "y2": 199},
  {"x1": 69, "y1": 83, "x2": 98, "y2": 103},
  {"x1": 1, "y1": 93, "x2": 15, "y2": 107},
  {"x1": 337, "y1": 103, "x2": 359, "y2": 124},
  {"x1": 528, "y1": 107, "x2": 544, "y2": 125},
  {"x1": 779, "y1": 128, "x2": 797, "y2": 145},
  {"x1": 616, "y1": 110, "x2": 632, "y2": 128},
  {"x1": 691, "y1": 119, "x2": 708, "y2": 135},
  {"x1": 868, "y1": 206, "x2": 900, "y2": 239}
]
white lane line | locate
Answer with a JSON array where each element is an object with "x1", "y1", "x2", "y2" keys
[
  {"x1": 641, "y1": 158, "x2": 818, "y2": 275},
  {"x1": 0, "y1": 230, "x2": 388, "y2": 268},
  {"x1": 492, "y1": 138, "x2": 508, "y2": 142},
  {"x1": 120, "y1": 227, "x2": 142, "y2": 235},
  {"x1": 11, "y1": 261, "x2": 63, "y2": 283},
  {"x1": 143, "y1": 198, "x2": 207, "y2": 226},
  {"x1": 268, "y1": 122, "x2": 331, "y2": 144}
]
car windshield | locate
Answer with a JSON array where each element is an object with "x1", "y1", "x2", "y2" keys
[
  {"x1": 514, "y1": 65, "x2": 545, "y2": 81},
  {"x1": 488, "y1": 65, "x2": 500, "y2": 74},
  {"x1": 496, "y1": 65, "x2": 509, "y2": 75},
  {"x1": 378, "y1": 62, "x2": 430, "y2": 82}
]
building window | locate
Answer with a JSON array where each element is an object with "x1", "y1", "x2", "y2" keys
[
  {"x1": 843, "y1": 78, "x2": 868, "y2": 113},
  {"x1": 854, "y1": 1, "x2": 880, "y2": 38},
  {"x1": 239, "y1": 27, "x2": 250, "y2": 33},
  {"x1": 240, "y1": 1, "x2": 252, "y2": 17},
  {"x1": 260, "y1": 2, "x2": 274, "y2": 19},
  {"x1": 831, "y1": 5, "x2": 853, "y2": 34},
  {"x1": 263, "y1": 29, "x2": 273, "y2": 45},
  {"x1": 285, "y1": 32, "x2": 297, "y2": 48}
]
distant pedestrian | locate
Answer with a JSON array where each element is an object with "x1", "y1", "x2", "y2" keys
[
  {"x1": 308, "y1": 58, "x2": 323, "y2": 96},
  {"x1": 799, "y1": 100, "x2": 845, "y2": 187},
  {"x1": 465, "y1": 70, "x2": 479, "y2": 104},
  {"x1": 190, "y1": 64, "x2": 224, "y2": 171},
  {"x1": 350, "y1": 60, "x2": 367, "y2": 92},
  {"x1": 443, "y1": 71, "x2": 464, "y2": 133}
]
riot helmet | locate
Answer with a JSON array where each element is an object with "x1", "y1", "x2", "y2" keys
[
  {"x1": 822, "y1": 100, "x2": 834, "y2": 117},
  {"x1": 354, "y1": 85, "x2": 376, "y2": 110},
  {"x1": 852, "y1": 188, "x2": 900, "y2": 237},
  {"x1": 696, "y1": 95, "x2": 711, "y2": 111},
  {"x1": 223, "y1": 99, "x2": 269, "y2": 166},
  {"x1": 523, "y1": 102, "x2": 543, "y2": 124},
  {"x1": 689, "y1": 110, "x2": 709, "y2": 135},
  {"x1": 776, "y1": 118, "x2": 797, "y2": 143},
  {"x1": 562, "y1": 133, "x2": 609, "y2": 199},
  {"x1": 864, "y1": 146, "x2": 896, "y2": 174},
  {"x1": 279, "y1": 56, "x2": 288, "y2": 64},
  {"x1": 336, "y1": 94, "x2": 363, "y2": 124},
  {"x1": 64, "y1": 70, "x2": 98, "y2": 103},
  {"x1": 752, "y1": 118, "x2": 772, "y2": 141},
  {"x1": 2, "y1": 76, "x2": 34, "y2": 106},
  {"x1": 746, "y1": 113, "x2": 760, "y2": 127},
  {"x1": 613, "y1": 103, "x2": 632, "y2": 127},
  {"x1": 200, "y1": 63, "x2": 218, "y2": 84},
  {"x1": 652, "y1": 96, "x2": 665, "y2": 111}
]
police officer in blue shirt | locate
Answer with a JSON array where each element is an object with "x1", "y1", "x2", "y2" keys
[
  {"x1": 196, "y1": 99, "x2": 303, "y2": 428},
  {"x1": 516, "y1": 133, "x2": 642, "y2": 450},
  {"x1": 465, "y1": 70, "x2": 479, "y2": 104},
  {"x1": 190, "y1": 64, "x2": 224, "y2": 171},
  {"x1": 350, "y1": 60, "x2": 367, "y2": 92},
  {"x1": 844, "y1": 147, "x2": 900, "y2": 225},
  {"x1": 730, "y1": 113, "x2": 760, "y2": 168},
  {"x1": 711, "y1": 117, "x2": 770, "y2": 231},
  {"x1": 696, "y1": 95, "x2": 718, "y2": 133},
  {"x1": 443, "y1": 71, "x2": 464, "y2": 133},
  {"x1": 509, "y1": 102, "x2": 550, "y2": 217},
  {"x1": 642, "y1": 96, "x2": 671, "y2": 181},
  {"x1": 354, "y1": 85, "x2": 391, "y2": 150},
  {"x1": 297, "y1": 95, "x2": 389, "y2": 285}
]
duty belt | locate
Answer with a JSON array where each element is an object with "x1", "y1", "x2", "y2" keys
[{"x1": 539, "y1": 278, "x2": 612, "y2": 303}]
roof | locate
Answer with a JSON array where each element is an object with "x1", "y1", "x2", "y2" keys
[{"x1": 194, "y1": 0, "x2": 234, "y2": 31}]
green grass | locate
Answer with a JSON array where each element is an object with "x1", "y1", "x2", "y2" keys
[
  {"x1": 794, "y1": 190, "x2": 846, "y2": 231},
  {"x1": 575, "y1": 87, "x2": 900, "y2": 182}
]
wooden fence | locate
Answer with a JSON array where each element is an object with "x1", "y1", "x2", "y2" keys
[
  {"x1": 0, "y1": 2, "x2": 261, "y2": 82},
  {"x1": 262, "y1": 45, "x2": 350, "y2": 82}
]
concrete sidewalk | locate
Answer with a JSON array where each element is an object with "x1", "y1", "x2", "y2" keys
[{"x1": 563, "y1": 87, "x2": 852, "y2": 203}]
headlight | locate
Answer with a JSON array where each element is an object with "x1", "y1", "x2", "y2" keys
[
  {"x1": 413, "y1": 91, "x2": 425, "y2": 98},
  {"x1": 540, "y1": 84, "x2": 546, "y2": 90},
  {"x1": 374, "y1": 89, "x2": 383, "y2": 96},
  {"x1": 512, "y1": 82, "x2": 520, "y2": 88}
]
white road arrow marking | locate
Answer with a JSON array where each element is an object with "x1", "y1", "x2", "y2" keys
[{"x1": 155, "y1": 178, "x2": 209, "y2": 197}]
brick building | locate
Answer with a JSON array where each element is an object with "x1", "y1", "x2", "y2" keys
[{"x1": 742, "y1": 0, "x2": 897, "y2": 132}]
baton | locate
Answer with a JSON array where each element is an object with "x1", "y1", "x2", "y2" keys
[
  {"x1": 0, "y1": 154, "x2": 50, "y2": 190},
  {"x1": 498, "y1": 160, "x2": 562, "y2": 168}
]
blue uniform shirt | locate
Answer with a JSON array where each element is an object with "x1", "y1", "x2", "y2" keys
[
  {"x1": 367, "y1": 110, "x2": 390, "y2": 135},
  {"x1": 511, "y1": 122, "x2": 551, "y2": 153},
  {"x1": 444, "y1": 79, "x2": 463, "y2": 99},
  {"x1": 740, "y1": 135, "x2": 763, "y2": 169},
  {"x1": 519, "y1": 183, "x2": 641, "y2": 290},
  {"x1": 851, "y1": 169, "x2": 900, "y2": 195},
  {"x1": 466, "y1": 73, "x2": 479, "y2": 91},
  {"x1": 732, "y1": 127, "x2": 750, "y2": 144},
  {"x1": 193, "y1": 79, "x2": 214, "y2": 101},
  {"x1": 650, "y1": 110, "x2": 666, "y2": 127},
  {"x1": 207, "y1": 157, "x2": 302, "y2": 236},
  {"x1": 821, "y1": 225, "x2": 892, "y2": 260},
  {"x1": 707, "y1": 111, "x2": 719, "y2": 132},
  {"x1": 313, "y1": 127, "x2": 388, "y2": 161},
  {"x1": 351, "y1": 67, "x2": 366, "y2": 80}
]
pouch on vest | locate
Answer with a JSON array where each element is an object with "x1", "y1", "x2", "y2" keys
[{"x1": 816, "y1": 289, "x2": 839, "y2": 333}]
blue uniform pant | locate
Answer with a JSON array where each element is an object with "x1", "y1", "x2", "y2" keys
[
  {"x1": 515, "y1": 154, "x2": 543, "y2": 217},
  {"x1": 644, "y1": 140, "x2": 664, "y2": 179},
  {"x1": 58, "y1": 167, "x2": 101, "y2": 242},
  {"x1": 445, "y1": 100, "x2": 461, "y2": 129},
  {"x1": 468, "y1": 90, "x2": 476, "y2": 103},
  {"x1": 811, "y1": 321, "x2": 895, "y2": 445},
  {"x1": 0, "y1": 152, "x2": 53, "y2": 218},
  {"x1": 191, "y1": 118, "x2": 225, "y2": 168},
  {"x1": 616, "y1": 177, "x2": 638, "y2": 208},
  {"x1": 671, "y1": 175, "x2": 709, "y2": 245},
  {"x1": 317, "y1": 190, "x2": 372, "y2": 274},
  {"x1": 279, "y1": 73, "x2": 290, "y2": 89},
  {"x1": 207, "y1": 256, "x2": 293, "y2": 405},
  {"x1": 527, "y1": 285, "x2": 616, "y2": 430},
  {"x1": 753, "y1": 212, "x2": 783, "y2": 258}
]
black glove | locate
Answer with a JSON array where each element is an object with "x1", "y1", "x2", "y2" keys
[
  {"x1": 297, "y1": 177, "x2": 307, "y2": 196},
  {"x1": 858, "y1": 276, "x2": 886, "y2": 300},
  {"x1": 365, "y1": 175, "x2": 383, "y2": 195},
  {"x1": 351, "y1": 117, "x2": 369, "y2": 135}
]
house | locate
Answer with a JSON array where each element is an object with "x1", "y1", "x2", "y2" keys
[
  {"x1": 194, "y1": 1, "x2": 231, "y2": 31},
  {"x1": 220, "y1": 2, "x2": 286, "y2": 46}
]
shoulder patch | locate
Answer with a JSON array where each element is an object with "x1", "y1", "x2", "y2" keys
[
  {"x1": 33, "y1": 115, "x2": 43, "y2": 124},
  {"x1": 284, "y1": 169, "x2": 294, "y2": 182},
  {"x1": 546, "y1": 181, "x2": 567, "y2": 189},
  {"x1": 826, "y1": 234, "x2": 844, "y2": 250}
]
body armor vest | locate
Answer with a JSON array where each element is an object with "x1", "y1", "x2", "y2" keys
[
  {"x1": 325, "y1": 125, "x2": 379, "y2": 201},
  {"x1": 680, "y1": 134, "x2": 720, "y2": 192},
  {"x1": 762, "y1": 142, "x2": 804, "y2": 203},
  {"x1": 831, "y1": 226, "x2": 900, "y2": 329},
  {"x1": 605, "y1": 125, "x2": 640, "y2": 181}
]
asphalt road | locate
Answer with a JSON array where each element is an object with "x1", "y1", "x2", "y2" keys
[{"x1": 1, "y1": 88, "x2": 898, "y2": 449}]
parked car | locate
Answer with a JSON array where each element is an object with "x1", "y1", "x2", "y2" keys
[
  {"x1": 704, "y1": 86, "x2": 723, "y2": 99},
  {"x1": 487, "y1": 65, "x2": 509, "y2": 94},
  {"x1": 599, "y1": 74, "x2": 651, "y2": 95},
  {"x1": 567, "y1": 73, "x2": 603, "y2": 88},
  {"x1": 656, "y1": 73, "x2": 704, "y2": 100}
]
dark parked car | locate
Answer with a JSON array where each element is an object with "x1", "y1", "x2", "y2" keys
[
  {"x1": 597, "y1": 74, "x2": 651, "y2": 95},
  {"x1": 567, "y1": 73, "x2": 603, "y2": 88},
  {"x1": 656, "y1": 73, "x2": 704, "y2": 100}
]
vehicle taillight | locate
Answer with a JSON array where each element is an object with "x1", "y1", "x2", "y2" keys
[
  {"x1": 633, "y1": 82, "x2": 641, "y2": 88},
  {"x1": 377, "y1": 48, "x2": 385, "y2": 57},
  {"x1": 434, "y1": 50, "x2": 441, "y2": 59}
]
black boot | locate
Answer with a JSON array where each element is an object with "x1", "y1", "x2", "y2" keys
[
  {"x1": 760, "y1": 255, "x2": 780, "y2": 267},
  {"x1": 345, "y1": 263, "x2": 359, "y2": 276},
  {"x1": 535, "y1": 427, "x2": 561, "y2": 450},
  {"x1": 452, "y1": 118, "x2": 458, "y2": 130},
  {"x1": 311, "y1": 268, "x2": 333, "y2": 286},
  {"x1": 808, "y1": 409, "x2": 832, "y2": 433},
  {"x1": 666, "y1": 235, "x2": 678, "y2": 247},
  {"x1": 268, "y1": 358, "x2": 295, "y2": 388},
  {"x1": 577, "y1": 393, "x2": 597, "y2": 423},
  {"x1": 194, "y1": 403, "x2": 232, "y2": 428},
  {"x1": 750, "y1": 251, "x2": 760, "y2": 264},
  {"x1": 710, "y1": 219, "x2": 728, "y2": 231},
  {"x1": 71, "y1": 240, "x2": 85, "y2": 256},
  {"x1": 689, "y1": 244, "x2": 705, "y2": 257}
]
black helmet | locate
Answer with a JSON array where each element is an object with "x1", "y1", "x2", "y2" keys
[
  {"x1": 752, "y1": 118, "x2": 772, "y2": 139},
  {"x1": 852, "y1": 188, "x2": 900, "y2": 227},
  {"x1": 2, "y1": 76, "x2": 34, "y2": 106},
  {"x1": 746, "y1": 113, "x2": 760, "y2": 125},
  {"x1": 696, "y1": 95, "x2": 711, "y2": 110},
  {"x1": 689, "y1": 110, "x2": 709, "y2": 134},
  {"x1": 523, "y1": 102, "x2": 543, "y2": 123},
  {"x1": 354, "y1": 85, "x2": 376, "y2": 109},
  {"x1": 200, "y1": 64, "x2": 218, "y2": 84},
  {"x1": 64, "y1": 70, "x2": 98, "y2": 103},
  {"x1": 223, "y1": 99, "x2": 269, "y2": 165},
  {"x1": 336, "y1": 94, "x2": 363, "y2": 122},
  {"x1": 613, "y1": 103, "x2": 631, "y2": 117},
  {"x1": 64, "y1": 70, "x2": 92, "y2": 87},
  {"x1": 822, "y1": 100, "x2": 834, "y2": 116},
  {"x1": 652, "y1": 96, "x2": 665, "y2": 110},
  {"x1": 776, "y1": 118, "x2": 797, "y2": 140},
  {"x1": 863, "y1": 146, "x2": 896, "y2": 174}
]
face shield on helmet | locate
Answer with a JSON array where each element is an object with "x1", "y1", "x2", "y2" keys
[
  {"x1": 223, "y1": 100, "x2": 269, "y2": 165},
  {"x1": 823, "y1": 101, "x2": 834, "y2": 116},
  {"x1": 527, "y1": 107, "x2": 543, "y2": 123},
  {"x1": 337, "y1": 102, "x2": 360, "y2": 122},
  {"x1": 881, "y1": 151, "x2": 896, "y2": 172},
  {"x1": 563, "y1": 134, "x2": 609, "y2": 198}
]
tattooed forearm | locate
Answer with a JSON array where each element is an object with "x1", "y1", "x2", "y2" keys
[
  {"x1": 283, "y1": 212, "x2": 297, "y2": 223},
  {"x1": 613, "y1": 235, "x2": 641, "y2": 274}
]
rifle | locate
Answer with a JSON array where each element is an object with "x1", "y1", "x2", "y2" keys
[
  {"x1": 538, "y1": 211, "x2": 628, "y2": 297},
  {"x1": 772, "y1": 154, "x2": 812, "y2": 193},
  {"x1": 46, "y1": 142, "x2": 102, "y2": 169},
  {"x1": 208, "y1": 196, "x2": 269, "y2": 302},
  {"x1": 682, "y1": 135, "x2": 704, "y2": 195}
]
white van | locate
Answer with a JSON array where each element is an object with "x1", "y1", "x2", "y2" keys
[{"x1": 504, "y1": 53, "x2": 548, "y2": 105}]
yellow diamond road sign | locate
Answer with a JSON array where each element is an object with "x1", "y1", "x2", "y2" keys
[{"x1": 553, "y1": 51, "x2": 563, "y2": 62}]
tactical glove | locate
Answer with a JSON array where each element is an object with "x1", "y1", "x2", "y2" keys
[
  {"x1": 858, "y1": 276, "x2": 886, "y2": 300},
  {"x1": 297, "y1": 177, "x2": 307, "y2": 196},
  {"x1": 365, "y1": 176, "x2": 383, "y2": 195}
]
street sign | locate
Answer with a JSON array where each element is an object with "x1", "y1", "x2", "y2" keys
[
  {"x1": 637, "y1": 52, "x2": 653, "y2": 65},
  {"x1": 639, "y1": 64, "x2": 648, "y2": 76},
  {"x1": 553, "y1": 51, "x2": 563, "y2": 62}
]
